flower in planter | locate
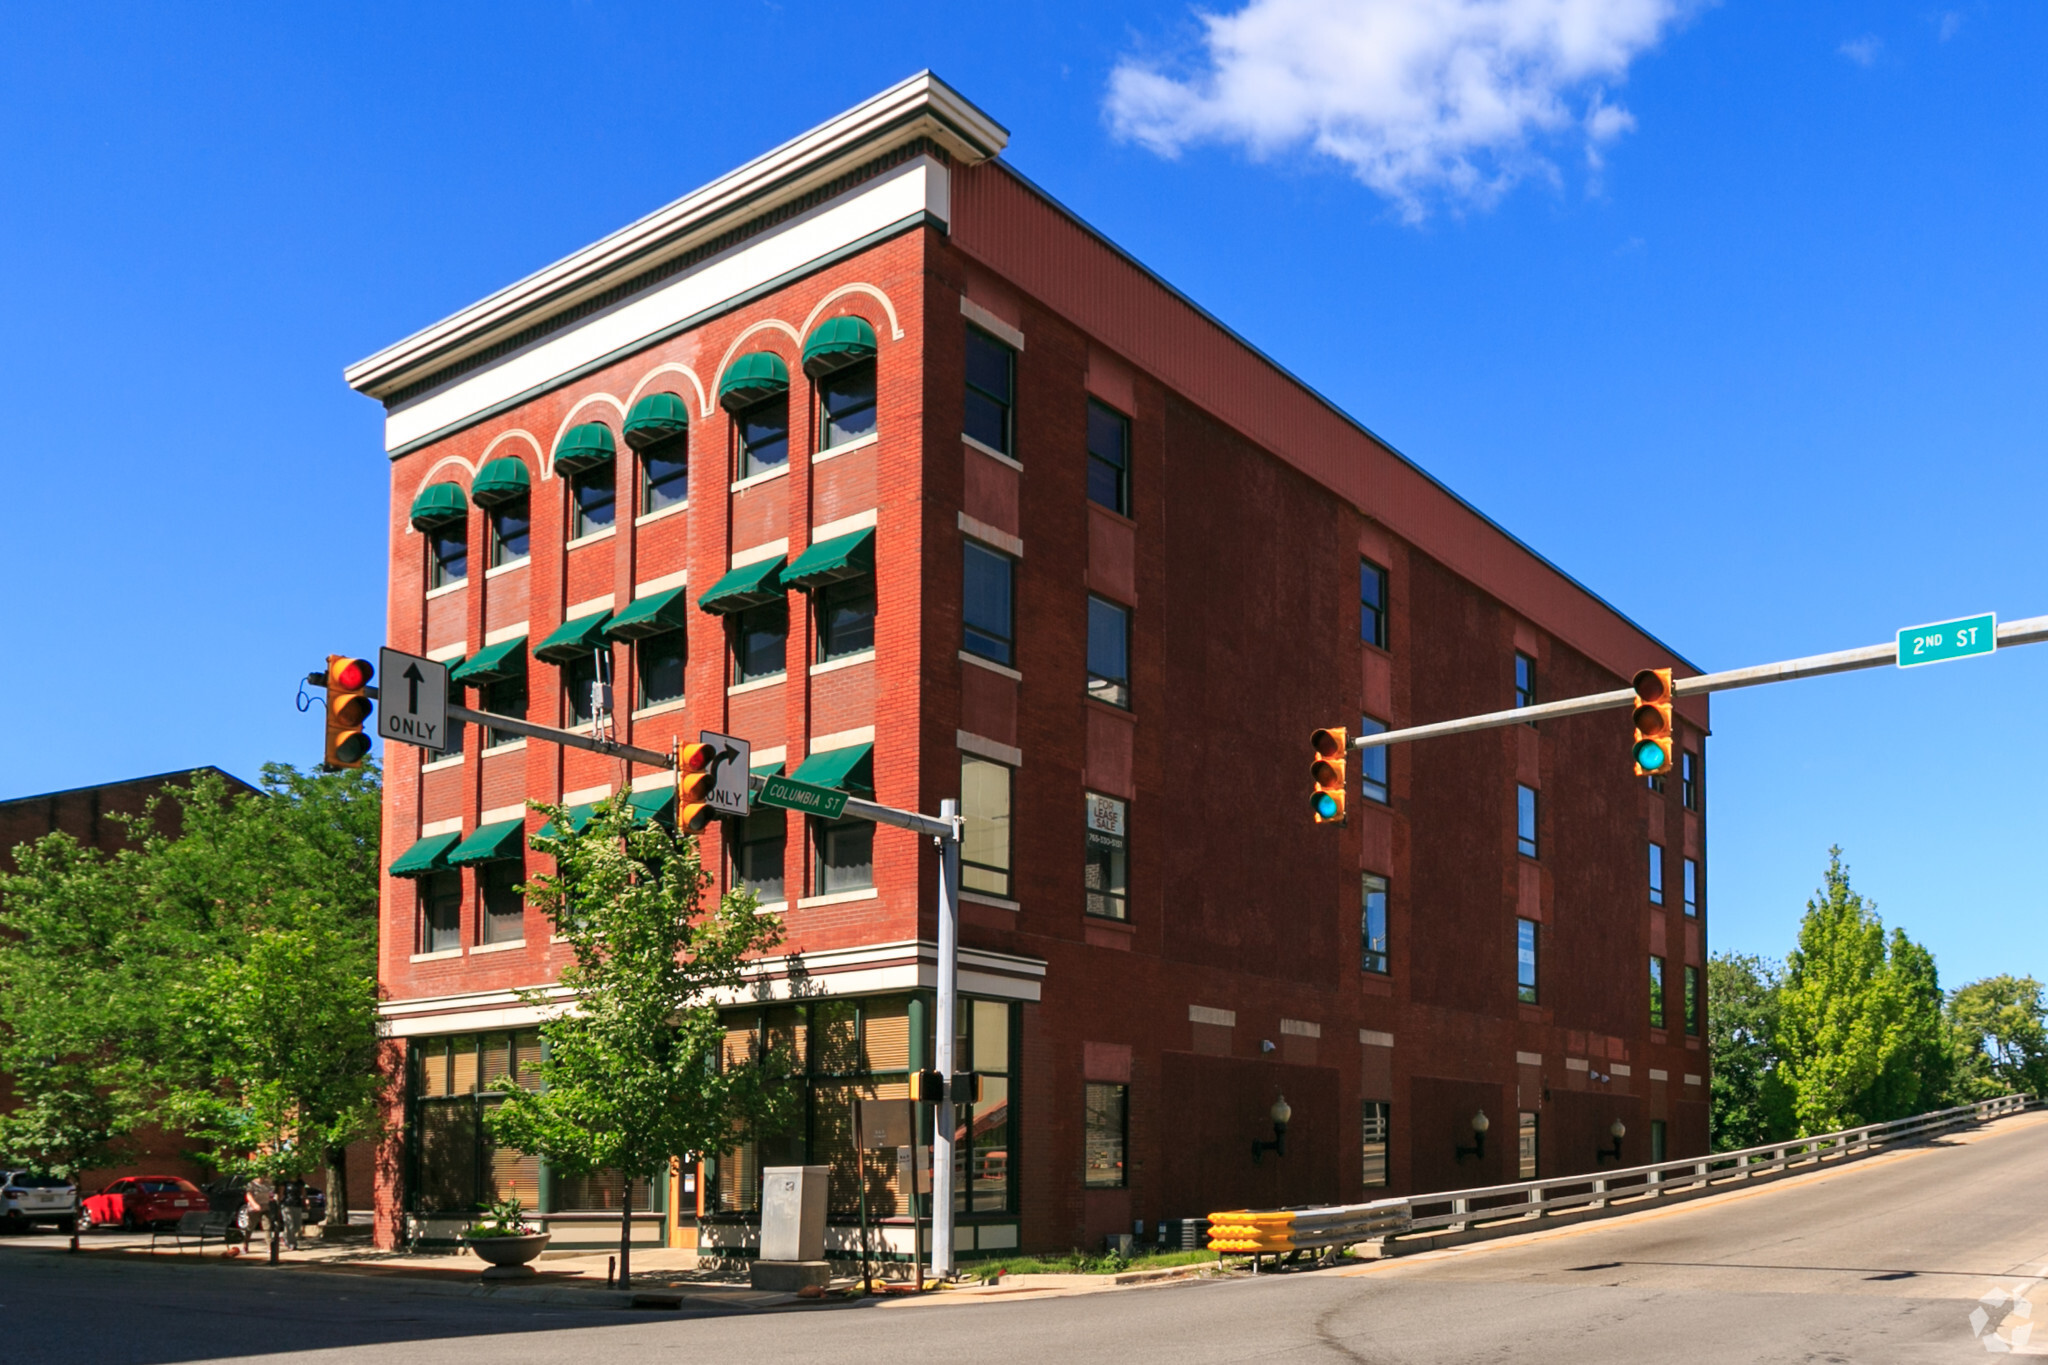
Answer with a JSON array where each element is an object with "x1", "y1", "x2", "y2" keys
[{"x1": 461, "y1": 1196, "x2": 539, "y2": 1240}]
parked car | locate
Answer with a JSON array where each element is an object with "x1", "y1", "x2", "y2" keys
[
  {"x1": 79, "y1": 1176, "x2": 207, "y2": 1231},
  {"x1": 1, "y1": 1170, "x2": 77, "y2": 1233},
  {"x1": 202, "y1": 1176, "x2": 327, "y2": 1232}
]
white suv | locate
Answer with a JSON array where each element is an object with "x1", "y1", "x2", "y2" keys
[{"x1": 1, "y1": 1170, "x2": 79, "y2": 1233}]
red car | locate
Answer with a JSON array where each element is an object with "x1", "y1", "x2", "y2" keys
[{"x1": 80, "y1": 1176, "x2": 207, "y2": 1232}]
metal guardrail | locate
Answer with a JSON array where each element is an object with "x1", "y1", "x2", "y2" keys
[{"x1": 1211, "y1": 1094, "x2": 2032, "y2": 1259}]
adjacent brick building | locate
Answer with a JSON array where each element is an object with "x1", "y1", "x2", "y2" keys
[{"x1": 347, "y1": 73, "x2": 1710, "y2": 1257}]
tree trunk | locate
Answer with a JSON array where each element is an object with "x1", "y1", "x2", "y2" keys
[
  {"x1": 617, "y1": 1169, "x2": 632, "y2": 1285},
  {"x1": 324, "y1": 1146, "x2": 349, "y2": 1228}
]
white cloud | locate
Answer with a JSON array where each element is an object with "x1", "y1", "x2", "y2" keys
[
  {"x1": 1104, "y1": 0, "x2": 1698, "y2": 222},
  {"x1": 1937, "y1": 11, "x2": 1963, "y2": 42},
  {"x1": 1838, "y1": 34, "x2": 1883, "y2": 66}
]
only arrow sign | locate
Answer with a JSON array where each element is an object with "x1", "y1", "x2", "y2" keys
[{"x1": 404, "y1": 662, "x2": 424, "y2": 713}]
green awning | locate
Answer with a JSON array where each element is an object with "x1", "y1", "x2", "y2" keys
[
  {"x1": 447, "y1": 819, "x2": 526, "y2": 867},
  {"x1": 471, "y1": 457, "x2": 531, "y2": 507},
  {"x1": 409, "y1": 481, "x2": 468, "y2": 532},
  {"x1": 626, "y1": 787, "x2": 675, "y2": 826},
  {"x1": 533, "y1": 611, "x2": 613, "y2": 665},
  {"x1": 791, "y1": 743, "x2": 874, "y2": 797},
  {"x1": 752, "y1": 759, "x2": 784, "y2": 778},
  {"x1": 450, "y1": 638, "x2": 525, "y2": 686},
  {"x1": 718, "y1": 351, "x2": 790, "y2": 412},
  {"x1": 553, "y1": 422, "x2": 616, "y2": 476},
  {"x1": 536, "y1": 803, "x2": 598, "y2": 841},
  {"x1": 802, "y1": 316, "x2": 878, "y2": 376},
  {"x1": 696, "y1": 557, "x2": 785, "y2": 615},
  {"x1": 605, "y1": 587, "x2": 689, "y2": 641},
  {"x1": 389, "y1": 830, "x2": 462, "y2": 878},
  {"x1": 623, "y1": 392, "x2": 690, "y2": 450},
  {"x1": 783, "y1": 528, "x2": 875, "y2": 589}
]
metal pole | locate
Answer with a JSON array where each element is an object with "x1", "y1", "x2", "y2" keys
[
  {"x1": 1354, "y1": 613, "x2": 2048, "y2": 751},
  {"x1": 931, "y1": 797, "x2": 962, "y2": 1279}
]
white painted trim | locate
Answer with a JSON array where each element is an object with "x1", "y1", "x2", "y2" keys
[
  {"x1": 635, "y1": 498, "x2": 690, "y2": 529},
  {"x1": 1361, "y1": 1029, "x2": 1395, "y2": 1048},
  {"x1": 565, "y1": 595, "x2": 616, "y2": 620},
  {"x1": 564, "y1": 526, "x2": 617, "y2": 552},
  {"x1": 485, "y1": 556, "x2": 530, "y2": 580},
  {"x1": 425, "y1": 580, "x2": 467, "y2": 601},
  {"x1": 809, "y1": 507, "x2": 878, "y2": 543},
  {"x1": 732, "y1": 538, "x2": 789, "y2": 568},
  {"x1": 798, "y1": 888, "x2": 881, "y2": 909},
  {"x1": 1280, "y1": 1018, "x2": 1321, "y2": 1038},
  {"x1": 631, "y1": 697, "x2": 689, "y2": 720},
  {"x1": 751, "y1": 745, "x2": 787, "y2": 767},
  {"x1": 635, "y1": 568, "x2": 689, "y2": 596},
  {"x1": 809, "y1": 429, "x2": 879, "y2": 465},
  {"x1": 428, "y1": 641, "x2": 469, "y2": 662},
  {"x1": 957, "y1": 730, "x2": 1022, "y2": 768},
  {"x1": 628, "y1": 771, "x2": 677, "y2": 792},
  {"x1": 545, "y1": 395, "x2": 627, "y2": 478},
  {"x1": 1566, "y1": 1057, "x2": 1590, "y2": 1071},
  {"x1": 1649, "y1": 1068, "x2": 1669, "y2": 1082},
  {"x1": 421, "y1": 816, "x2": 463, "y2": 837},
  {"x1": 1189, "y1": 1005, "x2": 1236, "y2": 1027},
  {"x1": 482, "y1": 805, "x2": 527, "y2": 825},
  {"x1": 1684, "y1": 1073, "x2": 1703, "y2": 1087},
  {"x1": 483, "y1": 738, "x2": 528, "y2": 755},
  {"x1": 409, "y1": 949, "x2": 464, "y2": 964},
  {"x1": 624, "y1": 363, "x2": 709, "y2": 415},
  {"x1": 1516, "y1": 1051, "x2": 1544, "y2": 1066},
  {"x1": 960, "y1": 650, "x2": 1022, "y2": 681},
  {"x1": 958, "y1": 511, "x2": 1022, "y2": 557},
  {"x1": 809, "y1": 650, "x2": 875, "y2": 677},
  {"x1": 808, "y1": 725, "x2": 875, "y2": 754},
  {"x1": 469, "y1": 940, "x2": 526, "y2": 956},
  {"x1": 960, "y1": 891, "x2": 1019, "y2": 912},
  {"x1": 962, "y1": 434, "x2": 1023, "y2": 472},
  {"x1": 727, "y1": 674, "x2": 785, "y2": 697},
  {"x1": 485, "y1": 621, "x2": 529, "y2": 646},
  {"x1": 421, "y1": 754, "x2": 464, "y2": 773},
  {"x1": 960, "y1": 296, "x2": 1025, "y2": 350},
  {"x1": 751, "y1": 900, "x2": 790, "y2": 917},
  {"x1": 1610, "y1": 1064, "x2": 1632, "y2": 1077},
  {"x1": 798, "y1": 283, "x2": 905, "y2": 343},
  {"x1": 563, "y1": 784, "x2": 613, "y2": 805},
  {"x1": 709, "y1": 324, "x2": 803, "y2": 420},
  {"x1": 729, "y1": 463, "x2": 792, "y2": 494}
]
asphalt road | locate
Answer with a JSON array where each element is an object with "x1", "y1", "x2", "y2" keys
[{"x1": 8, "y1": 1111, "x2": 2047, "y2": 1365}]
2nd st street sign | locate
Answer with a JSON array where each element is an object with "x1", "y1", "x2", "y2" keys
[
  {"x1": 1897, "y1": 613, "x2": 1997, "y2": 668},
  {"x1": 377, "y1": 648, "x2": 450, "y2": 749}
]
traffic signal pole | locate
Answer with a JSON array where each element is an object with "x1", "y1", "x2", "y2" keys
[{"x1": 1352, "y1": 613, "x2": 2048, "y2": 753}]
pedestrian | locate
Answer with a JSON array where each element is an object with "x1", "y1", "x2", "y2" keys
[
  {"x1": 243, "y1": 1175, "x2": 273, "y2": 1247},
  {"x1": 280, "y1": 1178, "x2": 306, "y2": 1252}
]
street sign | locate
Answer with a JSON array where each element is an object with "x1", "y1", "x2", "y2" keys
[
  {"x1": 757, "y1": 773, "x2": 849, "y2": 820},
  {"x1": 698, "y1": 730, "x2": 752, "y2": 818},
  {"x1": 1897, "y1": 613, "x2": 1997, "y2": 668},
  {"x1": 376, "y1": 648, "x2": 450, "y2": 750}
]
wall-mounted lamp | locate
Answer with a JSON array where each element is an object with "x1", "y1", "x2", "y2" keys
[
  {"x1": 1596, "y1": 1120, "x2": 1626, "y2": 1163},
  {"x1": 1455, "y1": 1109, "x2": 1490, "y2": 1162},
  {"x1": 1251, "y1": 1095, "x2": 1292, "y2": 1164}
]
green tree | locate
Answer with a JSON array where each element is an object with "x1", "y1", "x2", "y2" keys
[
  {"x1": 1948, "y1": 975, "x2": 2048, "y2": 1098},
  {"x1": 1706, "y1": 952, "x2": 1793, "y2": 1150},
  {"x1": 489, "y1": 796, "x2": 794, "y2": 1285}
]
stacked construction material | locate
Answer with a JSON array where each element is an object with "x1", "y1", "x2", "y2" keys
[{"x1": 1206, "y1": 1200, "x2": 1411, "y2": 1255}]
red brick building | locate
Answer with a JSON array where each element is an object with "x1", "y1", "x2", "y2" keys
[{"x1": 347, "y1": 73, "x2": 1710, "y2": 1257}]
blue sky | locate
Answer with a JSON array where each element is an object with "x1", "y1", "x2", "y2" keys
[{"x1": 1, "y1": 2, "x2": 2041, "y2": 986}]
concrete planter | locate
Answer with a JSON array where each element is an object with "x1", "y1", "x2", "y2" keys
[{"x1": 464, "y1": 1231, "x2": 551, "y2": 1278}]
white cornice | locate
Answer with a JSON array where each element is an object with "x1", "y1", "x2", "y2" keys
[{"x1": 345, "y1": 72, "x2": 1006, "y2": 402}]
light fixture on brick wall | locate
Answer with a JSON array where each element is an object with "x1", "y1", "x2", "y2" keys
[
  {"x1": 1251, "y1": 1095, "x2": 1292, "y2": 1165},
  {"x1": 1455, "y1": 1109, "x2": 1490, "y2": 1163},
  {"x1": 1596, "y1": 1120, "x2": 1627, "y2": 1163}
]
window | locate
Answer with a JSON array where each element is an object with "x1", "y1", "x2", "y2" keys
[
  {"x1": 958, "y1": 998, "x2": 1015, "y2": 1212},
  {"x1": 736, "y1": 396, "x2": 790, "y2": 480},
  {"x1": 1683, "y1": 857, "x2": 1699, "y2": 917},
  {"x1": 1649, "y1": 842, "x2": 1665, "y2": 905},
  {"x1": 815, "y1": 578, "x2": 876, "y2": 662},
  {"x1": 1684, "y1": 964, "x2": 1700, "y2": 1035},
  {"x1": 423, "y1": 871, "x2": 461, "y2": 954},
  {"x1": 1649, "y1": 956, "x2": 1667, "y2": 1028},
  {"x1": 640, "y1": 434, "x2": 688, "y2": 514},
  {"x1": 1518, "y1": 1112, "x2": 1539, "y2": 1180},
  {"x1": 1516, "y1": 785, "x2": 1538, "y2": 858},
  {"x1": 961, "y1": 756, "x2": 1013, "y2": 897},
  {"x1": 963, "y1": 325, "x2": 1014, "y2": 455},
  {"x1": 637, "y1": 631, "x2": 685, "y2": 709},
  {"x1": 1358, "y1": 715, "x2": 1389, "y2": 803},
  {"x1": 819, "y1": 361, "x2": 877, "y2": 449},
  {"x1": 962, "y1": 542, "x2": 1015, "y2": 666},
  {"x1": 483, "y1": 675, "x2": 526, "y2": 750},
  {"x1": 814, "y1": 817, "x2": 873, "y2": 895},
  {"x1": 481, "y1": 861, "x2": 523, "y2": 945},
  {"x1": 1681, "y1": 750, "x2": 1700, "y2": 811},
  {"x1": 1361, "y1": 1101, "x2": 1391, "y2": 1188},
  {"x1": 430, "y1": 522, "x2": 468, "y2": 589},
  {"x1": 563, "y1": 654, "x2": 602, "y2": 727},
  {"x1": 1086, "y1": 793, "x2": 1128, "y2": 921},
  {"x1": 1083, "y1": 1082, "x2": 1127, "y2": 1188},
  {"x1": 1086, "y1": 597, "x2": 1130, "y2": 708},
  {"x1": 732, "y1": 808, "x2": 785, "y2": 904},
  {"x1": 1650, "y1": 1119, "x2": 1668, "y2": 1164},
  {"x1": 733, "y1": 603, "x2": 788, "y2": 684},
  {"x1": 1516, "y1": 918, "x2": 1538, "y2": 1003},
  {"x1": 1086, "y1": 400, "x2": 1130, "y2": 515},
  {"x1": 432, "y1": 712, "x2": 465, "y2": 761},
  {"x1": 570, "y1": 462, "x2": 616, "y2": 539},
  {"x1": 1645, "y1": 773, "x2": 1665, "y2": 794},
  {"x1": 1361, "y1": 873, "x2": 1389, "y2": 974},
  {"x1": 1514, "y1": 652, "x2": 1536, "y2": 710},
  {"x1": 1360, "y1": 558, "x2": 1388, "y2": 649},
  {"x1": 490, "y1": 498, "x2": 530, "y2": 566}
]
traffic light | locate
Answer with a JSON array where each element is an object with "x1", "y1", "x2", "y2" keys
[
  {"x1": 1631, "y1": 668, "x2": 1674, "y2": 776},
  {"x1": 908, "y1": 1069, "x2": 944, "y2": 1104},
  {"x1": 677, "y1": 741, "x2": 717, "y2": 831},
  {"x1": 1311, "y1": 727, "x2": 1347, "y2": 823},
  {"x1": 323, "y1": 655, "x2": 374, "y2": 768},
  {"x1": 950, "y1": 1073, "x2": 982, "y2": 1107}
]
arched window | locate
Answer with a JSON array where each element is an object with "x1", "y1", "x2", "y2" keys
[
  {"x1": 555, "y1": 423, "x2": 617, "y2": 540},
  {"x1": 803, "y1": 317, "x2": 878, "y2": 451},
  {"x1": 410, "y1": 482, "x2": 469, "y2": 588}
]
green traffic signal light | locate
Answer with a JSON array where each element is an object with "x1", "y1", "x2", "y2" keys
[{"x1": 1633, "y1": 739, "x2": 1669, "y2": 772}]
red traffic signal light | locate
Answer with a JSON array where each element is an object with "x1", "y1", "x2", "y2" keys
[
  {"x1": 1631, "y1": 668, "x2": 1674, "y2": 776},
  {"x1": 323, "y1": 655, "x2": 374, "y2": 768},
  {"x1": 677, "y1": 741, "x2": 717, "y2": 831},
  {"x1": 1311, "y1": 727, "x2": 1348, "y2": 823}
]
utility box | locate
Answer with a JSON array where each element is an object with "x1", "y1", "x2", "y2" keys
[{"x1": 753, "y1": 1164, "x2": 830, "y2": 1292}]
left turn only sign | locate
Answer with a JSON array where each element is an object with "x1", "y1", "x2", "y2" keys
[{"x1": 377, "y1": 648, "x2": 451, "y2": 751}]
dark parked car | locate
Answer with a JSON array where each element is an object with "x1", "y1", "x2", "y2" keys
[{"x1": 202, "y1": 1176, "x2": 327, "y2": 1231}]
